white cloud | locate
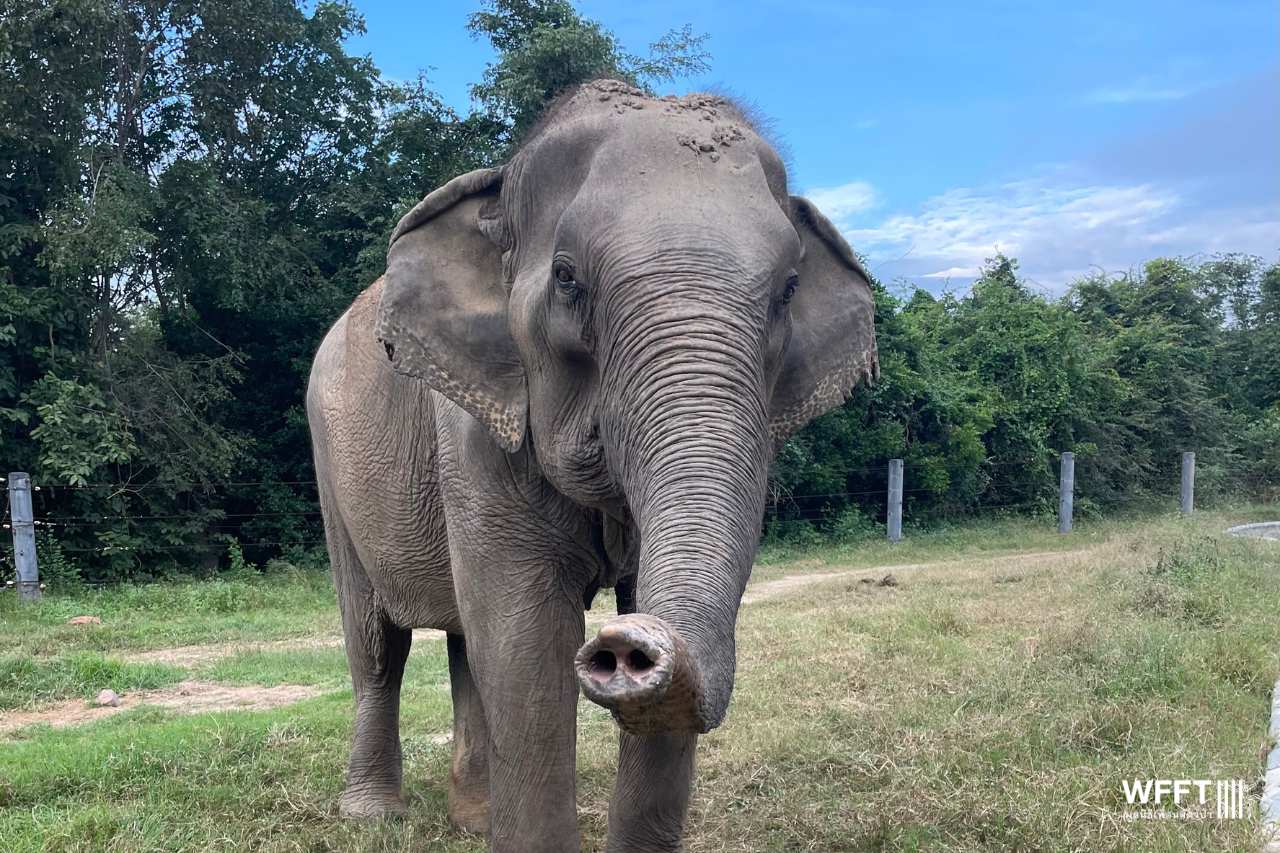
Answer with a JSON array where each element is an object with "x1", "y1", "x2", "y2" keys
[
  {"x1": 807, "y1": 173, "x2": 1280, "y2": 291},
  {"x1": 846, "y1": 180, "x2": 1180, "y2": 275},
  {"x1": 803, "y1": 180, "x2": 879, "y2": 222},
  {"x1": 922, "y1": 266, "x2": 981, "y2": 279}
]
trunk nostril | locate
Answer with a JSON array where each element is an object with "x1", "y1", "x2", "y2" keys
[
  {"x1": 589, "y1": 649, "x2": 617, "y2": 682},
  {"x1": 626, "y1": 648, "x2": 655, "y2": 673},
  {"x1": 575, "y1": 614, "x2": 705, "y2": 733},
  {"x1": 381, "y1": 340, "x2": 395, "y2": 362}
]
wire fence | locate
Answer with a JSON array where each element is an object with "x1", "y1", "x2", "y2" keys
[{"x1": 3, "y1": 449, "x2": 1272, "y2": 593}]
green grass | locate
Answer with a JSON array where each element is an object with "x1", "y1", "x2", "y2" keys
[
  {"x1": 753, "y1": 500, "x2": 1280, "y2": 580},
  {"x1": 1, "y1": 505, "x2": 1277, "y2": 851},
  {"x1": 0, "y1": 566, "x2": 340, "y2": 657},
  {"x1": 752, "y1": 507, "x2": 1119, "y2": 579},
  {"x1": 197, "y1": 642, "x2": 451, "y2": 693},
  {"x1": 0, "y1": 653, "x2": 185, "y2": 710}
]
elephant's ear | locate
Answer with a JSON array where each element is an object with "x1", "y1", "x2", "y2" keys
[
  {"x1": 375, "y1": 167, "x2": 527, "y2": 452},
  {"x1": 769, "y1": 196, "x2": 879, "y2": 443}
]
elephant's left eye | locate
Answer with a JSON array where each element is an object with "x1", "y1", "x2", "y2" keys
[{"x1": 782, "y1": 274, "x2": 799, "y2": 304}]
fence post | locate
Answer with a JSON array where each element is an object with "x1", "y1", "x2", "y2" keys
[
  {"x1": 1180, "y1": 452, "x2": 1195, "y2": 515},
  {"x1": 7, "y1": 472, "x2": 39, "y2": 603},
  {"x1": 887, "y1": 459, "x2": 903, "y2": 543},
  {"x1": 1058, "y1": 451, "x2": 1074, "y2": 534}
]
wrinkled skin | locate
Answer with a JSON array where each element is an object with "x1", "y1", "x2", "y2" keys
[{"x1": 306, "y1": 79, "x2": 877, "y2": 852}]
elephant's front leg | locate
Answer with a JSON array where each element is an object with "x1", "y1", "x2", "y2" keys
[
  {"x1": 606, "y1": 732, "x2": 697, "y2": 852},
  {"x1": 445, "y1": 632, "x2": 490, "y2": 835},
  {"x1": 456, "y1": 566, "x2": 586, "y2": 852},
  {"x1": 438, "y1": 408, "x2": 602, "y2": 851}
]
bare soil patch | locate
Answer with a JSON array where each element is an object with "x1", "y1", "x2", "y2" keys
[{"x1": 0, "y1": 680, "x2": 322, "y2": 736}]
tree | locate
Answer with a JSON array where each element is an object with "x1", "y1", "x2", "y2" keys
[
  {"x1": 4, "y1": 0, "x2": 1273, "y2": 578},
  {"x1": 1, "y1": 0, "x2": 385, "y2": 578},
  {"x1": 468, "y1": 0, "x2": 710, "y2": 143},
  {"x1": 1, "y1": 0, "x2": 714, "y2": 582}
]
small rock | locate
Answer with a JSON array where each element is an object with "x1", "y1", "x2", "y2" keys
[
  {"x1": 67, "y1": 615, "x2": 102, "y2": 626},
  {"x1": 95, "y1": 689, "x2": 122, "y2": 707},
  {"x1": 877, "y1": 574, "x2": 899, "y2": 587}
]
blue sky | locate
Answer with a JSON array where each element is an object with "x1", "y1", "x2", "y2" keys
[{"x1": 349, "y1": 0, "x2": 1279, "y2": 291}]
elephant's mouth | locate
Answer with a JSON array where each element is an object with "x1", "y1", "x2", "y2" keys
[
  {"x1": 575, "y1": 613, "x2": 711, "y2": 735},
  {"x1": 539, "y1": 427, "x2": 624, "y2": 510}
]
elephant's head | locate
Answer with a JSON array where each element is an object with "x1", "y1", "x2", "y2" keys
[{"x1": 376, "y1": 80, "x2": 877, "y2": 735}]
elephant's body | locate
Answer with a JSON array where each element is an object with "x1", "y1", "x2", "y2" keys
[
  {"x1": 308, "y1": 279, "x2": 459, "y2": 634},
  {"x1": 307, "y1": 79, "x2": 877, "y2": 852},
  {"x1": 308, "y1": 276, "x2": 622, "y2": 838}
]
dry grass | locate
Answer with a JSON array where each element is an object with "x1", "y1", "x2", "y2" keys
[{"x1": 1, "y1": 507, "x2": 1277, "y2": 851}]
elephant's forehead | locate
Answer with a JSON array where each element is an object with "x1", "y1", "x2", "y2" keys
[
  {"x1": 603, "y1": 108, "x2": 758, "y2": 165},
  {"x1": 552, "y1": 79, "x2": 753, "y2": 135},
  {"x1": 603, "y1": 111, "x2": 758, "y2": 169},
  {"x1": 547, "y1": 80, "x2": 772, "y2": 171},
  {"x1": 581, "y1": 115, "x2": 785, "y2": 221}
]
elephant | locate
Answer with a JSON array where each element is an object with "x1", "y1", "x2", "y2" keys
[{"x1": 305, "y1": 78, "x2": 877, "y2": 852}]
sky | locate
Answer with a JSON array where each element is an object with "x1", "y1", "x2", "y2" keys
[{"x1": 348, "y1": 0, "x2": 1280, "y2": 292}]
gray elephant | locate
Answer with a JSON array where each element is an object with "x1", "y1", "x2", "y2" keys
[{"x1": 306, "y1": 79, "x2": 877, "y2": 852}]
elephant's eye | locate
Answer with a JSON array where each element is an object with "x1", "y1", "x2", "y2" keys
[
  {"x1": 553, "y1": 259, "x2": 578, "y2": 294},
  {"x1": 782, "y1": 274, "x2": 799, "y2": 304}
]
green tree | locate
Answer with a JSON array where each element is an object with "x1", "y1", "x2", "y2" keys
[
  {"x1": 1, "y1": 0, "x2": 715, "y2": 581},
  {"x1": 468, "y1": 0, "x2": 710, "y2": 142},
  {"x1": 1, "y1": 0, "x2": 383, "y2": 577}
]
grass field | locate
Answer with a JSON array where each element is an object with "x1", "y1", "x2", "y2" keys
[{"x1": 2, "y1": 506, "x2": 1279, "y2": 851}]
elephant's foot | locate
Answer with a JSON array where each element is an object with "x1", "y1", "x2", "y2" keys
[
  {"x1": 447, "y1": 785, "x2": 490, "y2": 835},
  {"x1": 338, "y1": 786, "x2": 407, "y2": 819}
]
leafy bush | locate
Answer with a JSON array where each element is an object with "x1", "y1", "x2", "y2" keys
[
  {"x1": 224, "y1": 541, "x2": 258, "y2": 581},
  {"x1": 770, "y1": 254, "x2": 1280, "y2": 538},
  {"x1": 827, "y1": 505, "x2": 879, "y2": 543},
  {"x1": 34, "y1": 533, "x2": 83, "y2": 592}
]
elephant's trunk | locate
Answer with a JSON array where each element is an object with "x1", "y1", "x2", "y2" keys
[{"x1": 576, "y1": 296, "x2": 770, "y2": 734}]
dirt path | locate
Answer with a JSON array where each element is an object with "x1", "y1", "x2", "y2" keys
[
  {"x1": 127, "y1": 547, "x2": 1096, "y2": 667},
  {"x1": 1228, "y1": 521, "x2": 1280, "y2": 542},
  {"x1": 2, "y1": 545, "x2": 1097, "y2": 735},
  {"x1": 125, "y1": 628, "x2": 446, "y2": 667},
  {"x1": 741, "y1": 547, "x2": 1096, "y2": 605}
]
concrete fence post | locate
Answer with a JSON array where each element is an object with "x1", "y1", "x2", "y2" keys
[
  {"x1": 1058, "y1": 451, "x2": 1074, "y2": 534},
  {"x1": 1180, "y1": 452, "x2": 1195, "y2": 515},
  {"x1": 7, "y1": 472, "x2": 39, "y2": 602},
  {"x1": 887, "y1": 459, "x2": 903, "y2": 543}
]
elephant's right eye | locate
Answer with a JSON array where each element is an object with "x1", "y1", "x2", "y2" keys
[
  {"x1": 552, "y1": 259, "x2": 580, "y2": 297},
  {"x1": 782, "y1": 273, "x2": 799, "y2": 304}
]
